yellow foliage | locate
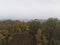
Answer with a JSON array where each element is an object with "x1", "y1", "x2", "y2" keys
[{"x1": 0, "y1": 33, "x2": 5, "y2": 40}]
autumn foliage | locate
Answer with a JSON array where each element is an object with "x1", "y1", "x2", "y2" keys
[{"x1": 0, "y1": 18, "x2": 60, "y2": 45}]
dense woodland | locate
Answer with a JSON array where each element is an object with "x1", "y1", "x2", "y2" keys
[{"x1": 0, "y1": 18, "x2": 60, "y2": 45}]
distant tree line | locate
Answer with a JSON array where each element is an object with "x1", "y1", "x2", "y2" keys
[{"x1": 0, "y1": 18, "x2": 60, "y2": 45}]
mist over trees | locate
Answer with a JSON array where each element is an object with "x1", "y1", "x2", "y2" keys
[{"x1": 0, "y1": 18, "x2": 60, "y2": 45}]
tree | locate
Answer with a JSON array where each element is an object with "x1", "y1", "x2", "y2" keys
[
  {"x1": 42, "y1": 18, "x2": 60, "y2": 45},
  {"x1": 28, "y1": 19, "x2": 41, "y2": 45}
]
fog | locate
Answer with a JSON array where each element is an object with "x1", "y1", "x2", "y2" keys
[{"x1": 0, "y1": 0, "x2": 60, "y2": 19}]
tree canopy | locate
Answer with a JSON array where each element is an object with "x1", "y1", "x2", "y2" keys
[{"x1": 0, "y1": 18, "x2": 60, "y2": 45}]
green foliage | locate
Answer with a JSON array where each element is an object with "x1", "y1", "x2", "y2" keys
[{"x1": 0, "y1": 18, "x2": 60, "y2": 45}]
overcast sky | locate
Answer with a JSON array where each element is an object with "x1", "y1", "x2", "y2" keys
[{"x1": 0, "y1": 0, "x2": 60, "y2": 20}]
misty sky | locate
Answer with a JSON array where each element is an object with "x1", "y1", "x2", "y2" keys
[{"x1": 0, "y1": 0, "x2": 60, "y2": 20}]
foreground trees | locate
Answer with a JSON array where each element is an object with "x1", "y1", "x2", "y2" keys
[{"x1": 0, "y1": 18, "x2": 60, "y2": 45}]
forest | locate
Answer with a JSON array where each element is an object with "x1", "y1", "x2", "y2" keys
[{"x1": 0, "y1": 18, "x2": 60, "y2": 45}]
